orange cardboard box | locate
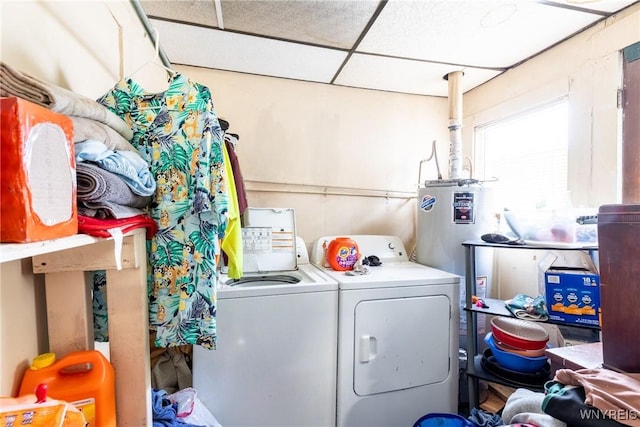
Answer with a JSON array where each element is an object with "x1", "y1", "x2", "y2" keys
[{"x1": 0, "y1": 96, "x2": 77, "y2": 242}]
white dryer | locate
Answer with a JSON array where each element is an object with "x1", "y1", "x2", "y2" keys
[
  {"x1": 310, "y1": 235, "x2": 460, "y2": 427},
  {"x1": 193, "y1": 209, "x2": 339, "y2": 427}
]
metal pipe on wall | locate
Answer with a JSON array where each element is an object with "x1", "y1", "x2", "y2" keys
[
  {"x1": 130, "y1": 0, "x2": 173, "y2": 69},
  {"x1": 446, "y1": 70, "x2": 464, "y2": 180},
  {"x1": 245, "y1": 179, "x2": 416, "y2": 200}
]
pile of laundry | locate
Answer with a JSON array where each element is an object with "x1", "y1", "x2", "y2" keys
[
  {"x1": 152, "y1": 388, "x2": 221, "y2": 427},
  {"x1": 152, "y1": 389, "x2": 202, "y2": 427},
  {"x1": 497, "y1": 368, "x2": 640, "y2": 427}
]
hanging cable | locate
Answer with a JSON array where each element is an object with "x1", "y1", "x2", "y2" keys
[{"x1": 418, "y1": 140, "x2": 443, "y2": 185}]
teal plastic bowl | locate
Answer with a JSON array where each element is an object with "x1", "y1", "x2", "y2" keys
[
  {"x1": 413, "y1": 413, "x2": 474, "y2": 427},
  {"x1": 484, "y1": 332, "x2": 548, "y2": 373}
]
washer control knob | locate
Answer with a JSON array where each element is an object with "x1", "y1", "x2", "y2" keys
[{"x1": 388, "y1": 242, "x2": 395, "y2": 250}]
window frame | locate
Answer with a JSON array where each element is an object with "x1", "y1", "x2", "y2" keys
[{"x1": 473, "y1": 96, "x2": 570, "y2": 211}]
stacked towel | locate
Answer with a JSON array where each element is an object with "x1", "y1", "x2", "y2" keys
[
  {"x1": 78, "y1": 214, "x2": 158, "y2": 239},
  {"x1": 72, "y1": 116, "x2": 138, "y2": 152},
  {"x1": 0, "y1": 61, "x2": 133, "y2": 140},
  {"x1": 75, "y1": 140, "x2": 156, "y2": 196},
  {"x1": 0, "y1": 62, "x2": 157, "y2": 222},
  {"x1": 76, "y1": 162, "x2": 151, "y2": 219}
]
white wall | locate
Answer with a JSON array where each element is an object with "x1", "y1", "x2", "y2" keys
[{"x1": 179, "y1": 66, "x2": 448, "y2": 248}]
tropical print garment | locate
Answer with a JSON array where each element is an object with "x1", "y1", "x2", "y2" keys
[
  {"x1": 92, "y1": 270, "x2": 108, "y2": 342},
  {"x1": 97, "y1": 73, "x2": 228, "y2": 349}
]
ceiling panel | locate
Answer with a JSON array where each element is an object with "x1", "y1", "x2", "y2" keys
[
  {"x1": 358, "y1": 0, "x2": 601, "y2": 68},
  {"x1": 543, "y1": 0, "x2": 639, "y2": 13},
  {"x1": 220, "y1": 0, "x2": 380, "y2": 49},
  {"x1": 335, "y1": 54, "x2": 502, "y2": 96},
  {"x1": 140, "y1": 0, "x2": 219, "y2": 28},
  {"x1": 141, "y1": 0, "x2": 640, "y2": 96},
  {"x1": 151, "y1": 19, "x2": 348, "y2": 83}
]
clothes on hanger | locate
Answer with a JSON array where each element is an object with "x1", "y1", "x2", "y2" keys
[
  {"x1": 127, "y1": 28, "x2": 176, "y2": 81},
  {"x1": 220, "y1": 142, "x2": 243, "y2": 279},
  {"x1": 224, "y1": 132, "x2": 239, "y2": 151},
  {"x1": 223, "y1": 133, "x2": 248, "y2": 216},
  {"x1": 218, "y1": 118, "x2": 229, "y2": 132},
  {"x1": 218, "y1": 123, "x2": 248, "y2": 274},
  {"x1": 97, "y1": 72, "x2": 228, "y2": 349}
]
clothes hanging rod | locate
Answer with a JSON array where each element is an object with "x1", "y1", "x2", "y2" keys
[{"x1": 130, "y1": 0, "x2": 173, "y2": 70}]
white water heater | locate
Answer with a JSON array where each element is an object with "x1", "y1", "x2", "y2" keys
[
  {"x1": 416, "y1": 180, "x2": 497, "y2": 274},
  {"x1": 416, "y1": 179, "x2": 498, "y2": 348}
]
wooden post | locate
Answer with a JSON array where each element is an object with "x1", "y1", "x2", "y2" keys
[{"x1": 32, "y1": 229, "x2": 151, "y2": 426}]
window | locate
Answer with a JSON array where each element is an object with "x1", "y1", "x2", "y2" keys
[{"x1": 474, "y1": 99, "x2": 569, "y2": 211}]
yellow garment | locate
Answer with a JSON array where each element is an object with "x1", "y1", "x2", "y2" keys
[{"x1": 221, "y1": 142, "x2": 243, "y2": 279}]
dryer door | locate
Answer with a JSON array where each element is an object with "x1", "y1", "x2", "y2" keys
[{"x1": 353, "y1": 295, "x2": 450, "y2": 396}]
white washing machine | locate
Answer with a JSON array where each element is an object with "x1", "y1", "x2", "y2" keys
[
  {"x1": 310, "y1": 235, "x2": 460, "y2": 427},
  {"x1": 193, "y1": 209, "x2": 339, "y2": 427}
]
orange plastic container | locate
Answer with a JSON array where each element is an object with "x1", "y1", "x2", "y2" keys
[
  {"x1": 0, "y1": 96, "x2": 77, "y2": 243},
  {"x1": 19, "y1": 350, "x2": 116, "y2": 427},
  {"x1": 326, "y1": 237, "x2": 360, "y2": 271}
]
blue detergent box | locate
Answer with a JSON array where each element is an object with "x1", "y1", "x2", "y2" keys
[{"x1": 540, "y1": 252, "x2": 601, "y2": 327}]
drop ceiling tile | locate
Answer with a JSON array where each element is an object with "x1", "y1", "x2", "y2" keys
[
  {"x1": 151, "y1": 19, "x2": 347, "y2": 83},
  {"x1": 358, "y1": 0, "x2": 601, "y2": 68},
  {"x1": 140, "y1": 0, "x2": 219, "y2": 28},
  {"x1": 334, "y1": 54, "x2": 502, "y2": 96},
  {"x1": 543, "y1": 0, "x2": 640, "y2": 13},
  {"x1": 220, "y1": 0, "x2": 379, "y2": 49}
]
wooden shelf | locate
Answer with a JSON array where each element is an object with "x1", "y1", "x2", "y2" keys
[
  {"x1": 479, "y1": 383, "x2": 516, "y2": 414},
  {"x1": 462, "y1": 239, "x2": 598, "y2": 252},
  {"x1": 1, "y1": 233, "x2": 105, "y2": 264}
]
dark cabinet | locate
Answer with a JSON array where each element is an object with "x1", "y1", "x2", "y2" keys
[{"x1": 598, "y1": 204, "x2": 640, "y2": 373}]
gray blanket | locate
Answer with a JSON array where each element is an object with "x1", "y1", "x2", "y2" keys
[
  {"x1": 76, "y1": 162, "x2": 151, "y2": 219},
  {"x1": 72, "y1": 116, "x2": 138, "y2": 152},
  {"x1": 0, "y1": 61, "x2": 133, "y2": 141}
]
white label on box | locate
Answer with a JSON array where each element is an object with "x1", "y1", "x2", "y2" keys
[
  {"x1": 25, "y1": 123, "x2": 73, "y2": 225},
  {"x1": 548, "y1": 275, "x2": 561, "y2": 284}
]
